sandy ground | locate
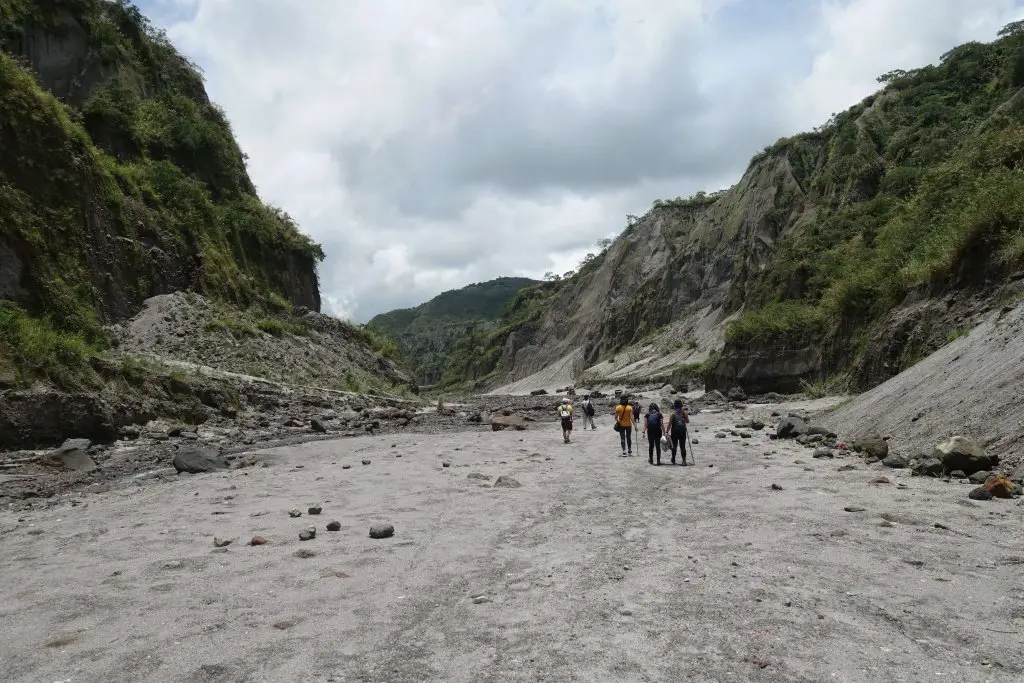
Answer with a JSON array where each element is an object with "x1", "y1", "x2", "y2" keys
[{"x1": 1, "y1": 404, "x2": 1022, "y2": 683}]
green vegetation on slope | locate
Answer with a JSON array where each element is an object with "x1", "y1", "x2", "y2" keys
[
  {"x1": 727, "y1": 24, "x2": 1024, "y2": 361},
  {"x1": 438, "y1": 244, "x2": 613, "y2": 389},
  {"x1": 0, "y1": 0, "x2": 324, "y2": 388},
  {"x1": 368, "y1": 277, "x2": 539, "y2": 384}
]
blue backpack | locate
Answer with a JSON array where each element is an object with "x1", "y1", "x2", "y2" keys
[{"x1": 647, "y1": 412, "x2": 661, "y2": 428}]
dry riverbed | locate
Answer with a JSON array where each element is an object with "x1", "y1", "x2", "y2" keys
[{"x1": 1, "y1": 402, "x2": 1022, "y2": 682}]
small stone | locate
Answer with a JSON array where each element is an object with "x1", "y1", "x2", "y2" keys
[
  {"x1": 468, "y1": 473, "x2": 492, "y2": 481},
  {"x1": 844, "y1": 506, "x2": 867, "y2": 512},
  {"x1": 369, "y1": 523, "x2": 395, "y2": 539},
  {"x1": 249, "y1": 536, "x2": 268, "y2": 546},
  {"x1": 771, "y1": 483, "x2": 783, "y2": 491},
  {"x1": 294, "y1": 549, "x2": 317, "y2": 559},
  {"x1": 308, "y1": 506, "x2": 322, "y2": 515},
  {"x1": 442, "y1": 461, "x2": 451, "y2": 468},
  {"x1": 342, "y1": 464, "x2": 352, "y2": 470},
  {"x1": 837, "y1": 464, "x2": 856, "y2": 471},
  {"x1": 494, "y1": 475, "x2": 522, "y2": 488},
  {"x1": 948, "y1": 470, "x2": 967, "y2": 479},
  {"x1": 288, "y1": 508, "x2": 302, "y2": 518},
  {"x1": 213, "y1": 537, "x2": 232, "y2": 548},
  {"x1": 871, "y1": 477, "x2": 890, "y2": 484},
  {"x1": 812, "y1": 447, "x2": 834, "y2": 459},
  {"x1": 473, "y1": 596, "x2": 492, "y2": 604},
  {"x1": 326, "y1": 521, "x2": 341, "y2": 531},
  {"x1": 968, "y1": 470, "x2": 991, "y2": 484},
  {"x1": 299, "y1": 527, "x2": 316, "y2": 541},
  {"x1": 361, "y1": 459, "x2": 371, "y2": 466},
  {"x1": 273, "y1": 620, "x2": 296, "y2": 630},
  {"x1": 968, "y1": 486, "x2": 993, "y2": 501}
]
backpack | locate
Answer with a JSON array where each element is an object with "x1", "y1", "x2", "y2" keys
[
  {"x1": 583, "y1": 401, "x2": 595, "y2": 416},
  {"x1": 647, "y1": 412, "x2": 661, "y2": 429},
  {"x1": 558, "y1": 405, "x2": 571, "y2": 418}
]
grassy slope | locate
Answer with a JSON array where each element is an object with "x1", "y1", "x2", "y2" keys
[
  {"x1": 368, "y1": 277, "x2": 539, "y2": 384},
  {"x1": 0, "y1": 0, "x2": 324, "y2": 389}
]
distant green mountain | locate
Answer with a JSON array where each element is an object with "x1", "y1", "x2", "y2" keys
[{"x1": 368, "y1": 277, "x2": 539, "y2": 384}]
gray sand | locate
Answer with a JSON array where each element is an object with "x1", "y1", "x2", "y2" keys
[{"x1": 1, "y1": 406, "x2": 1022, "y2": 682}]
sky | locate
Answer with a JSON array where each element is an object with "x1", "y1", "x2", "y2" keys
[{"x1": 137, "y1": 0, "x2": 1024, "y2": 322}]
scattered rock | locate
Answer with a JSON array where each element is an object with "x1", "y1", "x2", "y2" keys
[
  {"x1": 288, "y1": 508, "x2": 302, "y2": 518},
  {"x1": 727, "y1": 386, "x2": 747, "y2": 402},
  {"x1": 369, "y1": 523, "x2": 395, "y2": 539},
  {"x1": 853, "y1": 436, "x2": 889, "y2": 460},
  {"x1": 812, "y1": 447, "x2": 834, "y2": 459},
  {"x1": 969, "y1": 470, "x2": 992, "y2": 484},
  {"x1": 442, "y1": 461, "x2": 451, "y2": 468},
  {"x1": 775, "y1": 416, "x2": 809, "y2": 439},
  {"x1": 342, "y1": 464, "x2": 352, "y2": 470},
  {"x1": 326, "y1": 521, "x2": 341, "y2": 532},
  {"x1": 715, "y1": 432, "x2": 727, "y2": 439},
  {"x1": 361, "y1": 459, "x2": 371, "y2": 466},
  {"x1": 299, "y1": 527, "x2": 316, "y2": 541},
  {"x1": 882, "y1": 453, "x2": 908, "y2": 469},
  {"x1": 871, "y1": 477, "x2": 890, "y2": 485},
  {"x1": 968, "y1": 487, "x2": 994, "y2": 501},
  {"x1": 494, "y1": 475, "x2": 522, "y2": 488},
  {"x1": 837, "y1": 464, "x2": 856, "y2": 472},
  {"x1": 294, "y1": 549, "x2": 317, "y2": 559},
  {"x1": 249, "y1": 536, "x2": 267, "y2": 546},
  {"x1": 529, "y1": 389, "x2": 548, "y2": 396},
  {"x1": 273, "y1": 620, "x2": 296, "y2": 630},
  {"x1": 467, "y1": 473, "x2": 492, "y2": 481},
  {"x1": 844, "y1": 506, "x2": 867, "y2": 513},
  {"x1": 48, "y1": 438, "x2": 96, "y2": 471},
  {"x1": 308, "y1": 506, "x2": 322, "y2": 515},
  {"x1": 770, "y1": 483, "x2": 783, "y2": 491},
  {"x1": 948, "y1": 470, "x2": 967, "y2": 480},
  {"x1": 310, "y1": 418, "x2": 327, "y2": 433},
  {"x1": 213, "y1": 537, "x2": 232, "y2": 548},
  {"x1": 912, "y1": 457, "x2": 943, "y2": 477},
  {"x1": 172, "y1": 447, "x2": 228, "y2": 474},
  {"x1": 491, "y1": 414, "x2": 527, "y2": 432},
  {"x1": 933, "y1": 436, "x2": 997, "y2": 476}
]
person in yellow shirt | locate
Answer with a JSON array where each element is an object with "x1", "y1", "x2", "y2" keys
[
  {"x1": 557, "y1": 398, "x2": 574, "y2": 443},
  {"x1": 613, "y1": 395, "x2": 634, "y2": 456}
]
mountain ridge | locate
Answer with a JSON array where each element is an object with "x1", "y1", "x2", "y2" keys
[{"x1": 429, "y1": 23, "x2": 1024, "y2": 396}]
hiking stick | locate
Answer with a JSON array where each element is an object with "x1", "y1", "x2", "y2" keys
[{"x1": 688, "y1": 428, "x2": 697, "y2": 465}]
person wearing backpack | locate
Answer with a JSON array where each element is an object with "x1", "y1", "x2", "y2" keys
[
  {"x1": 668, "y1": 398, "x2": 690, "y2": 465},
  {"x1": 580, "y1": 395, "x2": 597, "y2": 429},
  {"x1": 613, "y1": 395, "x2": 634, "y2": 456},
  {"x1": 642, "y1": 402, "x2": 665, "y2": 465},
  {"x1": 556, "y1": 398, "x2": 574, "y2": 444}
]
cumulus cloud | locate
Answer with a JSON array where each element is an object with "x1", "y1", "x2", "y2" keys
[{"x1": 138, "y1": 0, "x2": 1024, "y2": 321}]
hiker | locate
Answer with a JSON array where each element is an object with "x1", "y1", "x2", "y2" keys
[
  {"x1": 668, "y1": 398, "x2": 690, "y2": 465},
  {"x1": 557, "y1": 397, "x2": 574, "y2": 444},
  {"x1": 642, "y1": 402, "x2": 665, "y2": 465},
  {"x1": 580, "y1": 395, "x2": 597, "y2": 429},
  {"x1": 631, "y1": 398, "x2": 642, "y2": 427},
  {"x1": 613, "y1": 395, "x2": 634, "y2": 456}
]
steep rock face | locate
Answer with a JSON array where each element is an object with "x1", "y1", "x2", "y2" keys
[
  {"x1": 0, "y1": 0, "x2": 323, "y2": 343},
  {"x1": 480, "y1": 147, "x2": 814, "y2": 387}
]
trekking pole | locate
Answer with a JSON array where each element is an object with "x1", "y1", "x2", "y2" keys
[{"x1": 688, "y1": 429, "x2": 697, "y2": 465}]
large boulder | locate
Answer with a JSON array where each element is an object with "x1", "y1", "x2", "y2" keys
[
  {"x1": 47, "y1": 438, "x2": 96, "y2": 471},
  {"x1": 727, "y1": 386, "x2": 747, "y2": 402},
  {"x1": 172, "y1": 446, "x2": 229, "y2": 474},
  {"x1": 775, "y1": 416, "x2": 809, "y2": 439},
  {"x1": 912, "y1": 457, "x2": 943, "y2": 477},
  {"x1": 491, "y1": 414, "x2": 527, "y2": 432},
  {"x1": 853, "y1": 436, "x2": 889, "y2": 460},
  {"x1": 932, "y1": 436, "x2": 997, "y2": 476},
  {"x1": 882, "y1": 453, "x2": 908, "y2": 469}
]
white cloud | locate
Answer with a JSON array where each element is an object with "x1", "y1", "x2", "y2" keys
[{"x1": 141, "y1": 0, "x2": 1024, "y2": 321}]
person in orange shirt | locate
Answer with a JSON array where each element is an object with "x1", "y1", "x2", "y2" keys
[{"x1": 613, "y1": 395, "x2": 634, "y2": 456}]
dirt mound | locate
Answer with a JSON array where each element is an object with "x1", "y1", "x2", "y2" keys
[
  {"x1": 110, "y1": 293, "x2": 414, "y2": 394},
  {"x1": 823, "y1": 300, "x2": 1024, "y2": 473}
]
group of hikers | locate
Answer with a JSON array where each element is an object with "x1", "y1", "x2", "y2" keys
[{"x1": 555, "y1": 393, "x2": 691, "y2": 465}]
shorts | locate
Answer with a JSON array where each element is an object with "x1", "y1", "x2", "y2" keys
[{"x1": 561, "y1": 417, "x2": 573, "y2": 431}]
